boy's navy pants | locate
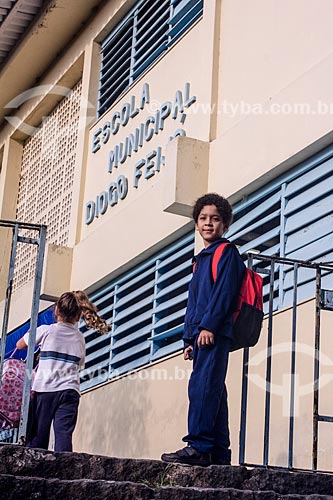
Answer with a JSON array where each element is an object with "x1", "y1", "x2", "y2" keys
[
  {"x1": 183, "y1": 335, "x2": 231, "y2": 461},
  {"x1": 27, "y1": 389, "x2": 80, "y2": 452}
]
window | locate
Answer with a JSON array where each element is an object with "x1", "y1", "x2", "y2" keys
[
  {"x1": 80, "y1": 232, "x2": 194, "y2": 391},
  {"x1": 227, "y1": 146, "x2": 333, "y2": 311},
  {"x1": 98, "y1": 0, "x2": 204, "y2": 117}
]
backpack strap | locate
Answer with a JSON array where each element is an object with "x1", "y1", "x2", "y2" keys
[
  {"x1": 212, "y1": 242, "x2": 230, "y2": 281},
  {"x1": 9, "y1": 348, "x2": 18, "y2": 359}
]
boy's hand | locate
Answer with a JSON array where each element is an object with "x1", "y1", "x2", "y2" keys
[
  {"x1": 197, "y1": 330, "x2": 214, "y2": 347},
  {"x1": 184, "y1": 346, "x2": 193, "y2": 360}
]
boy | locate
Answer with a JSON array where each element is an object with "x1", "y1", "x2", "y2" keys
[{"x1": 161, "y1": 193, "x2": 245, "y2": 466}]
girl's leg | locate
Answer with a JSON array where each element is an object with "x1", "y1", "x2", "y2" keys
[
  {"x1": 53, "y1": 389, "x2": 80, "y2": 452},
  {"x1": 26, "y1": 392, "x2": 56, "y2": 450}
]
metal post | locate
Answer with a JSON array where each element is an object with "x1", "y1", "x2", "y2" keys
[
  {"x1": 288, "y1": 263, "x2": 298, "y2": 469},
  {"x1": 239, "y1": 253, "x2": 254, "y2": 465},
  {"x1": 0, "y1": 224, "x2": 18, "y2": 387},
  {"x1": 18, "y1": 225, "x2": 47, "y2": 445},
  {"x1": 312, "y1": 267, "x2": 322, "y2": 471},
  {"x1": 263, "y1": 258, "x2": 275, "y2": 466},
  {"x1": 239, "y1": 347, "x2": 249, "y2": 464}
]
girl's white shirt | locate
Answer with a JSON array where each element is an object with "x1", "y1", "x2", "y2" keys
[{"x1": 23, "y1": 322, "x2": 85, "y2": 394}]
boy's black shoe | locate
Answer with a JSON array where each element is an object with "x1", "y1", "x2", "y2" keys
[
  {"x1": 161, "y1": 445, "x2": 211, "y2": 466},
  {"x1": 211, "y1": 456, "x2": 231, "y2": 466}
]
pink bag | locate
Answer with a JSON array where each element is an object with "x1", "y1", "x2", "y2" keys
[{"x1": 0, "y1": 357, "x2": 26, "y2": 429}]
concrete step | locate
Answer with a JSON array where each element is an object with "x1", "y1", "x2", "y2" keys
[
  {"x1": 1, "y1": 445, "x2": 333, "y2": 497},
  {"x1": 1, "y1": 474, "x2": 333, "y2": 500}
]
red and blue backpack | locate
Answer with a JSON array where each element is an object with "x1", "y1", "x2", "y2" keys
[{"x1": 194, "y1": 242, "x2": 264, "y2": 351}]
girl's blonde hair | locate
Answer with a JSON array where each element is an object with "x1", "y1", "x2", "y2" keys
[{"x1": 56, "y1": 291, "x2": 110, "y2": 334}]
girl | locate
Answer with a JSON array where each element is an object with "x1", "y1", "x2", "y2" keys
[{"x1": 17, "y1": 290, "x2": 109, "y2": 452}]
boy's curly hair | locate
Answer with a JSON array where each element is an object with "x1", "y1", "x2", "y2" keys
[{"x1": 192, "y1": 193, "x2": 233, "y2": 230}]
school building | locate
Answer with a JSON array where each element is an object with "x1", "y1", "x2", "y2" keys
[{"x1": 0, "y1": 0, "x2": 333, "y2": 471}]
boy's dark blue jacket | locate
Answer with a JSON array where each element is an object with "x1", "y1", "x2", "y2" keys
[{"x1": 183, "y1": 238, "x2": 245, "y2": 345}]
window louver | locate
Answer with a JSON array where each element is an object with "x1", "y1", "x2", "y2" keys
[
  {"x1": 227, "y1": 146, "x2": 333, "y2": 312},
  {"x1": 98, "y1": 0, "x2": 203, "y2": 117},
  {"x1": 80, "y1": 232, "x2": 194, "y2": 391}
]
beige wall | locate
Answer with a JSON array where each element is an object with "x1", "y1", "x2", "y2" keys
[
  {"x1": 210, "y1": 0, "x2": 333, "y2": 201},
  {"x1": 74, "y1": 353, "x2": 190, "y2": 459}
]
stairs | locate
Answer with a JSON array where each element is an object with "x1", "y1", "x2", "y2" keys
[{"x1": 1, "y1": 444, "x2": 333, "y2": 499}]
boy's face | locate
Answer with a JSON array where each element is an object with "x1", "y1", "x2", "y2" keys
[{"x1": 196, "y1": 204, "x2": 225, "y2": 247}]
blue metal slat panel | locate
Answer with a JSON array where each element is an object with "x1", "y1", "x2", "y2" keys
[
  {"x1": 112, "y1": 325, "x2": 152, "y2": 349},
  {"x1": 284, "y1": 158, "x2": 333, "y2": 199},
  {"x1": 169, "y1": 1, "x2": 203, "y2": 44},
  {"x1": 227, "y1": 191, "x2": 281, "y2": 238},
  {"x1": 134, "y1": 22, "x2": 168, "y2": 61},
  {"x1": 101, "y1": 52, "x2": 132, "y2": 86},
  {"x1": 110, "y1": 354, "x2": 151, "y2": 376},
  {"x1": 282, "y1": 268, "x2": 332, "y2": 308},
  {"x1": 135, "y1": 1, "x2": 169, "y2": 40},
  {"x1": 101, "y1": 5, "x2": 136, "y2": 50},
  {"x1": 111, "y1": 340, "x2": 151, "y2": 365},
  {"x1": 99, "y1": 76, "x2": 130, "y2": 109},
  {"x1": 80, "y1": 231, "x2": 194, "y2": 391},
  {"x1": 85, "y1": 332, "x2": 112, "y2": 351},
  {"x1": 285, "y1": 215, "x2": 333, "y2": 255},
  {"x1": 114, "y1": 309, "x2": 152, "y2": 335},
  {"x1": 114, "y1": 293, "x2": 154, "y2": 322},
  {"x1": 99, "y1": 82, "x2": 129, "y2": 116},
  {"x1": 151, "y1": 340, "x2": 184, "y2": 360},
  {"x1": 284, "y1": 194, "x2": 333, "y2": 235},
  {"x1": 157, "y1": 243, "x2": 193, "y2": 270},
  {"x1": 100, "y1": 54, "x2": 132, "y2": 93},
  {"x1": 282, "y1": 282, "x2": 317, "y2": 308},
  {"x1": 137, "y1": 0, "x2": 169, "y2": 20},
  {"x1": 92, "y1": 288, "x2": 115, "y2": 308},
  {"x1": 170, "y1": 0, "x2": 202, "y2": 28},
  {"x1": 262, "y1": 280, "x2": 279, "y2": 298},
  {"x1": 149, "y1": 324, "x2": 183, "y2": 342},
  {"x1": 89, "y1": 283, "x2": 116, "y2": 304},
  {"x1": 230, "y1": 209, "x2": 281, "y2": 243},
  {"x1": 283, "y1": 266, "x2": 317, "y2": 292},
  {"x1": 116, "y1": 266, "x2": 155, "y2": 295},
  {"x1": 231, "y1": 147, "x2": 333, "y2": 221},
  {"x1": 157, "y1": 261, "x2": 192, "y2": 285},
  {"x1": 153, "y1": 291, "x2": 188, "y2": 314},
  {"x1": 154, "y1": 307, "x2": 187, "y2": 330},
  {"x1": 155, "y1": 275, "x2": 191, "y2": 300},
  {"x1": 97, "y1": 0, "x2": 204, "y2": 117},
  {"x1": 132, "y1": 41, "x2": 167, "y2": 79},
  {"x1": 284, "y1": 179, "x2": 333, "y2": 217},
  {"x1": 101, "y1": 20, "x2": 133, "y2": 61},
  {"x1": 115, "y1": 279, "x2": 155, "y2": 309},
  {"x1": 154, "y1": 231, "x2": 194, "y2": 262},
  {"x1": 285, "y1": 233, "x2": 333, "y2": 262},
  {"x1": 101, "y1": 35, "x2": 132, "y2": 77},
  {"x1": 237, "y1": 227, "x2": 281, "y2": 255},
  {"x1": 239, "y1": 242, "x2": 280, "y2": 259},
  {"x1": 99, "y1": 20, "x2": 133, "y2": 114},
  {"x1": 80, "y1": 375, "x2": 108, "y2": 392},
  {"x1": 85, "y1": 344, "x2": 110, "y2": 364},
  {"x1": 80, "y1": 359, "x2": 109, "y2": 379}
]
